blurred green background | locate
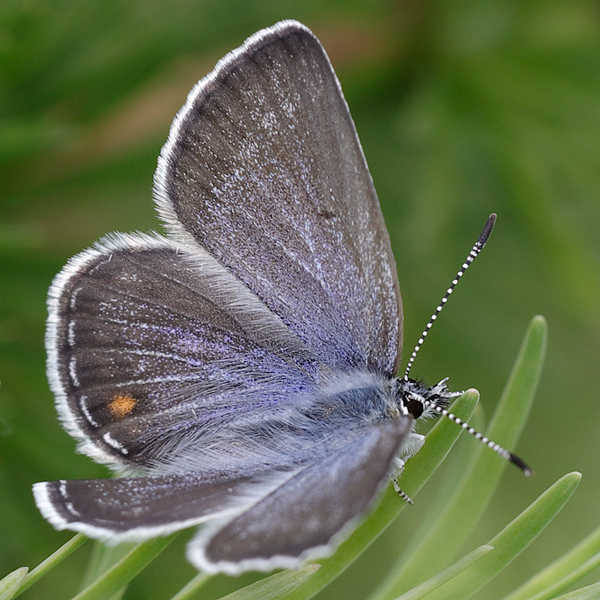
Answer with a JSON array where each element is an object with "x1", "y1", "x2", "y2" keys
[{"x1": 1, "y1": 1, "x2": 599, "y2": 599}]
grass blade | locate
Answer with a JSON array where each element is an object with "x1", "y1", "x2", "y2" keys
[
  {"x1": 393, "y1": 545, "x2": 494, "y2": 600},
  {"x1": 504, "y1": 521, "x2": 600, "y2": 600},
  {"x1": 422, "y1": 472, "x2": 581, "y2": 600}
]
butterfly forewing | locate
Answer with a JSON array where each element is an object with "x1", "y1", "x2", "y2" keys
[{"x1": 155, "y1": 21, "x2": 402, "y2": 374}]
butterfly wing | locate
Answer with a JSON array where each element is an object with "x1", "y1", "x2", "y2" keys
[
  {"x1": 155, "y1": 20, "x2": 402, "y2": 375},
  {"x1": 34, "y1": 416, "x2": 411, "y2": 572},
  {"x1": 33, "y1": 469, "x2": 292, "y2": 541},
  {"x1": 189, "y1": 417, "x2": 411, "y2": 574},
  {"x1": 46, "y1": 233, "x2": 320, "y2": 471}
]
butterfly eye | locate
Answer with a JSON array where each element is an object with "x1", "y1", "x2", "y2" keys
[{"x1": 405, "y1": 398, "x2": 424, "y2": 419}]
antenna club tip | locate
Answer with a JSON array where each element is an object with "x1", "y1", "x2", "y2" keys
[
  {"x1": 478, "y1": 214, "x2": 497, "y2": 244},
  {"x1": 509, "y1": 452, "x2": 534, "y2": 477}
]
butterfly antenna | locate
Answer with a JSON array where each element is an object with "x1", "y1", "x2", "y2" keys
[
  {"x1": 403, "y1": 213, "x2": 497, "y2": 381},
  {"x1": 416, "y1": 393, "x2": 533, "y2": 476},
  {"x1": 400, "y1": 213, "x2": 533, "y2": 478}
]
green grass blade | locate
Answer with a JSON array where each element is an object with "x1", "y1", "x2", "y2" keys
[
  {"x1": 79, "y1": 541, "x2": 141, "y2": 599},
  {"x1": 524, "y1": 554, "x2": 600, "y2": 600},
  {"x1": 547, "y1": 581, "x2": 600, "y2": 600},
  {"x1": 0, "y1": 568, "x2": 28, "y2": 600},
  {"x1": 421, "y1": 472, "x2": 581, "y2": 600},
  {"x1": 217, "y1": 565, "x2": 320, "y2": 600},
  {"x1": 393, "y1": 545, "x2": 494, "y2": 600},
  {"x1": 396, "y1": 402, "x2": 487, "y2": 566},
  {"x1": 503, "y1": 523, "x2": 600, "y2": 600},
  {"x1": 371, "y1": 315, "x2": 547, "y2": 599},
  {"x1": 69, "y1": 535, "x2": 178, "y2": 600},
  {"x1": 12, "y1": 534, "x2": 88, "y2": 598},
  {"x1": 168, "y1": 573, "x2": 211, "y2": 600}
]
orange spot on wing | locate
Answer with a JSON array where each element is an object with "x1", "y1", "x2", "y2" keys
[{"x1": 108, "y1": 394, "x2": 138, "y2": 418}]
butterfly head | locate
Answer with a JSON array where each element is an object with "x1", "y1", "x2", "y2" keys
[{"x1": 393, "y1": 376, "x2": 462, "y2": 421}]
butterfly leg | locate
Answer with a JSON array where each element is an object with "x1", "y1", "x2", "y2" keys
[{"x1": 391, "y1": 432, "x2": 425, "y2": 504}]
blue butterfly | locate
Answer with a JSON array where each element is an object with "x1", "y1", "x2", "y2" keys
[{"x1": 33, "y1": 20, "x2": 529, "y2": 574}]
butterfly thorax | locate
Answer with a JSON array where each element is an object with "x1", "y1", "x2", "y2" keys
[{"x1": 304, "y1": 371, "x2": 460, "y2": 431}]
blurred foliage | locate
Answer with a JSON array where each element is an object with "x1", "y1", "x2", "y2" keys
[{"x1": 1, "y1": 1, "x2": 599, "y2": 599}]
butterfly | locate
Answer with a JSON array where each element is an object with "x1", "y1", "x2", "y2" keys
[{"x1": 33, "y1": 20, "x2": 529, "y2": 575}]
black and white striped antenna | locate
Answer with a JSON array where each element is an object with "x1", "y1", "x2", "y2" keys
[
  {"x1": 404, "y1": 213, "x2": 533, "y2": 477},
  {"x1": 404, "y1": 213, "x2": 497, "y2": 381}
]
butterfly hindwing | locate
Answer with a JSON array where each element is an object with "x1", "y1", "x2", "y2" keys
[
  {"x1": 33, "y1": 470, "x2": 292, "y2": 541},
  {"x1": 189, "y1": 417, "x2": 412, "y2": 574},
  {"x1": 34, "y1": 405, "x2": 412, "y2": 564}
]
